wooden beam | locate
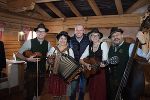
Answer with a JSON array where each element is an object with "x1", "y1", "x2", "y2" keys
[
  {"x1": 45, "y1": 14, "x2": 141, "y2": 33},
  {"x1": 45, "y1": 2, "x2": 65, "y2": 18},
  {"x1": 65, "y1": 0, "x2": 81, "y2": 17},
  {"x1": 0, "y1": 0, "x2": 7, "y2": 9},
  {"x1": 36, "y1": 0, "x2": 60, "y2": 3},
  {"x1": 0, "y1": 4, "x2": 47, "y2": 21},
  {"x1": 0, "y1": 0, "x2": 7, "y2": 4},
  {"x1": 0, "y1": 8, "x2": 45, "y2": 21},
  {"x1": 0, "y1": 11, "x2": 40, "y2": 29},
  {"x1": 87, "y1": 0, "x2": 101, "y2": 16},
  {"x1": 18, "y1": 11, "x2": 45, "y2": 20},
  {"x1": 35, "y1": 5, "x2": 52, "y2": 20},
  {"x1": 115, "y1": 0, "x2": 123, "y2": 14},
  {"x1": 7, "y1": 0, "x2": 35, "y2": 12},
  {"x1": 126, "y1": 0, "x2": 150, "y2": 14}
]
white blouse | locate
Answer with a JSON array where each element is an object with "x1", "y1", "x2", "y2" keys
[
  {"x1": 80, "y1": 42, "x2": 109, "y2": 61},
  {"x1": 47, "y1": 47, "x2": 75, "y2": 58}
]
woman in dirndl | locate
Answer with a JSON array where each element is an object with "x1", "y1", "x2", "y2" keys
[
  {"x1": 47, "y1": 31, "x2": 74, "y2": 100},
  {"x1": 80, "y1": 28, "x2": 109, "y2": 100}
]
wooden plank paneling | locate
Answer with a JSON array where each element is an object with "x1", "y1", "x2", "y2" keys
[
  {"x1": 45, "y1": 14, "x2": 141, "y2": 33},
  {"x1": 4, "y1": 41, "x2": 21, "y2": 59},
  {"x1": 46, "y1": 33, "x2": 57, "y2": 47}
]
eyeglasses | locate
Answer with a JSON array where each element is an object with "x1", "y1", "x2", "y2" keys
[
  {"x1": 37, "y1": 30, "x2": 46, "y2": 33},
  {"x1": 91, "y1": 34, "x2": 99, "y2": 37}
]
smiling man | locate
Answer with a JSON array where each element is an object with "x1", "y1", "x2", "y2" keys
[
  {"x1": 16, "y1": 23, "x2": 51, "y2": 100},
  {"x1": 68, "y1": 24, "x2": 90, "y2": 100},
  {"x1": 106, "y1": 27, "x2": 147, "y2": 100}
]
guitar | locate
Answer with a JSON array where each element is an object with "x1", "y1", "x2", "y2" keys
[{"x1": 83, "y1": 56, "x2": 119, "y2": 78}]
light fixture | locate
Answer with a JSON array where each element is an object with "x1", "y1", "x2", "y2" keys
[
  {"x1": 18, "y1": 31, "x2": 25, "y2": 41},
  {"x1": 18, "y1": 20, "x2": 26, "y2": 41}
]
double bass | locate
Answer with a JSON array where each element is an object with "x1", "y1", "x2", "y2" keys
[{"x1": 115, "y1": 5, "x2": 150, "y2": 100}]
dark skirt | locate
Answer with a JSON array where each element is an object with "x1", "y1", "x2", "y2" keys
[
  {"x1": 48, "y1": 74, "x2": 67, "y2": 96},
  {"x1": 88, "y1": 69, "x2": 107, "y2": 100}
]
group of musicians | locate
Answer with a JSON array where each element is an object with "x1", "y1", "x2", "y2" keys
[{"x1": 4, "y1": 6, "x2": 149, "y2": 100}]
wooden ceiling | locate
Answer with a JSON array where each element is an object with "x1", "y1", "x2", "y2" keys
[{"x1": 0, "y1": 0, "x2": 149, "y2": 21}]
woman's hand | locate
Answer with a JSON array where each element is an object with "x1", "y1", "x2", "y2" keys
[
  {"x1": 84, "y1": 63, "x2": 91, "y2": 70},
  {"x1": 100, "y1": 62, "x2": 106, "y2": 68}
]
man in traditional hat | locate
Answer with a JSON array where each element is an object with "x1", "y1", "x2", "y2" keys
[
  {"x1": 16, "y1": 23, "x2": 51, "y2": 100},
  {"x1": 106, "y1": 27, "x2": 147, "y2": 100}
]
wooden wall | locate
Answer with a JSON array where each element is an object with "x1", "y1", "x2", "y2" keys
[
  {"x1": 45, "y1": 14, "x2": 141, "y2": 33},
  {"x1": 1, "y1": 13, "x2": 142, "y2": 59},
  {"x1": 45, "y1": 33, "x2": 57, "y2": 47},
  {"x1": 2, "y1": 30, "x2": 21, "y2": 59},
  {"x1": 0, "y1": 11, "x2": 58, "y2": 59},
  {"x1": 2, "y1": 31, "x2": 57, "y2": 59}
]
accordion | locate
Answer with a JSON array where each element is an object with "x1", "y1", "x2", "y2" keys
[{"x1": 57, "y1": 53, "x2": 81, "y2": 83}]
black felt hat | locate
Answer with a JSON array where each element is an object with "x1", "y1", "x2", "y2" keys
[
  {"x1": 34, "y1": 23, "x2": 49, "y2": 32},
  {"x1": 56, "y1": 31, "x2": 70, "y2": 41},
  {"x1": 88, "y1": 28, "x2": 103, "y2": 39},
  {"x1": 108, "y1": 27, "x2": 123, "y2": 38}
]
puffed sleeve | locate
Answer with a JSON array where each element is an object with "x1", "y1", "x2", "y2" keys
[
  {"x1": 48, "y1": 42, "x2": 52, "y2": 51},
  {"x1": 47, "y1": 47, "x2": 55, "y2": 56},
  {"x1": 129, "y1": 43, "x2": 147, "y2": 58},
  {"x1": 101, "y1": 42, "x2": 109, "y2": 61},
  {"x1": 69, "y1": 48, "x2": 75, "y2": 58}
]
